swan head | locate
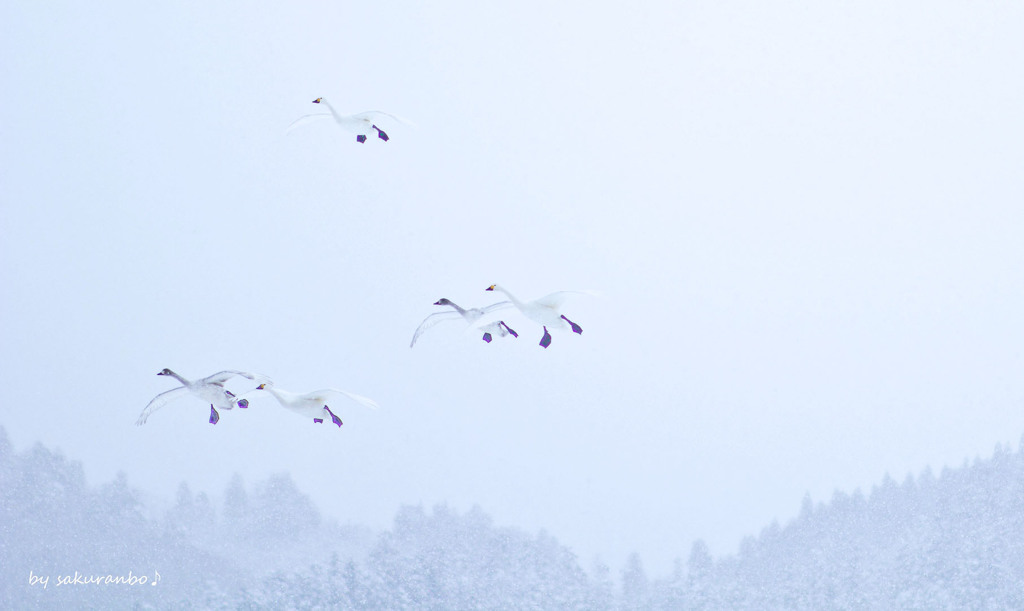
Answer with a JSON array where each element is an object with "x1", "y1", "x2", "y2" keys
[
  {"x1": 434, "y1": 298, "x2": 453, "y2": 306},
  {"x1": 312, "y1": 97, "x2": 323, "y2": 104},
  {"x1": 157, "y1": 368, "x2": 174, "y2": 376}
]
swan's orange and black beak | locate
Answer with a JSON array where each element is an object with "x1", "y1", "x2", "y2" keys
[
  {"x1": 486, "y1": 285, "x2": 495, "y2": 291},
  {"x1": 312, "y1": 97, "x2": 322, "y2": 104},
  {"x1": 256, "y1": 383, "x2": 267, "y2": 390}
]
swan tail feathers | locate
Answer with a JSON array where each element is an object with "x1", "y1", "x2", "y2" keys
[{"x1": 334, "y1": 391, "x2": 379, "y2": 411}]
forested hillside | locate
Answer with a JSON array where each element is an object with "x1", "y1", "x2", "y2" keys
[
  {"x1": 653, "y1": 441, "x2": 1024, "y2": 610},
  {"x1": 4, "y1": 426, "x2": 1024, "y2": 609}
]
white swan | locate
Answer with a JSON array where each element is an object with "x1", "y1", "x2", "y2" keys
[
  {"x1": 485, "y1": 284, "x2": 585, "y2": 348},
  {"x1": 136, "y1": 369, "x2": 269, "y2": 426},
  {"x1": 287, "y1": 97, "x2": 401, "y2": 143},
  {"x1": 410, "y1": 298, "x2": 518, "y2": 347},
  {"x1": 250, "y1": 382, "x2": 379, "y2": 427}
]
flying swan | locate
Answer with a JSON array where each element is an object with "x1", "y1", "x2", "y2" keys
[
  {"x1": 287, "y1": 97, "x2": 403, "y2": 143},
  {"x1": 410, "y1": 298, "x2": 518, "y2": 347},
  {"x1": 136, "y1": 369, "x2": 270, "y2": 426},
  {"x1": 485, "y1": 284, "x2": 586, "y2": 348},
  {"x1": 250, "y1": 382, "x2": 379, "y2": 427}
]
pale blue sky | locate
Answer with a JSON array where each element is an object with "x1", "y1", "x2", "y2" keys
[{"x1": 2, "y1": 1, "x2": 1023, "y2": 573}]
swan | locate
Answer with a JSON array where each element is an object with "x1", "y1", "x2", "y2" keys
[
  {"x1": 250, "y1": 382, "x2": 379, "y2": 427},
  {"x1": 136, "y1": 369, "x2": 269, "y2": 426},
  {"x1": 410, "y1": 298, "x2": 518, "y2": 347},
  {"x1": 485, "y1": 284, "x2": 585, "y2": 348},
  {"x1": 287, "y1": 97, "x2": 401, "y2": 143}
]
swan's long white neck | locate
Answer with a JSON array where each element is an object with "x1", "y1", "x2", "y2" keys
[
  {"x1": 261, "y1": 385, "x2": 294, "y2": 404},
  {"x1": 318, "y1": 98, "x2": 345, "y2": 124},
  {"x1": 165, "y1": 370, "x2": 191, "y2": 387},
  {"x1": 446, "y1": 300, "x2": 469, "y2": 316},
  {"x1": 491, "y1": 285, "x2": 525, "y2": 310}
]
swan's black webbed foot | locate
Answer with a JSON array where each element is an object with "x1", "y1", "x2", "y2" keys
[
  {"x1": 373, "y1": 125, "x2": 389, "y2": 141},
  {"x1": 482, "y1": 332, "x2": 493, "y2": 343},
  {"x1": 500, "y1": 321, "x2": 518, "y2": 338},
  {"x1": 540, "y1": 327, "x2": 552, "y2": 348},
  {"x1": 314, "y1": 418, "x2": 324, "y2": 424},
  {"x1": 225, "y1": 390, "x2": 247, "y2": 409},
  {"x1": 209, "y1": 405, "x2": 220, "y2": 425},
  {"x1": 356, "y1": 134, "x2": 367, "y2": 143},
  {"x1": 561, "y1": 315, "x2": 583, "y2": 334},
  {"x1": 325, "y1": 405, "x2": 344, "y2": 427}
]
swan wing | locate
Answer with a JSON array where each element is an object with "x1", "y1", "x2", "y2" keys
[
  {"x1": 532, "y1": 292, "x2": 572, "y2": 309},
  {"x1": 532, "y1": 290, "x2": 599, "y2": 309},
  {"x1": 410, "y1": 310, "x2": 463, "y2": 347},
  {"x1": 201, "y1": 370, "x2": 271, "y2": 386},
  {"x1": 321, "y1": 389, "x2": 380, "y2": 410},
  {"x1": 478, "y1": 300, "x2": 514, "y2": 314},
  {"x1": 286, "y1": 112, "x2": 333, "y2": 133},
  {"x1": 352, "y1": 111, "x2": 415, "y2": 127},
  {"x1": 136, "y1": 387, "x2": 189, "y2": 425},
  {"x1": 468, "y1": 300, "x2": 516, "y2": 329}
]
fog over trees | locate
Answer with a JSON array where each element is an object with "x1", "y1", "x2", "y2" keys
[{"x1": 4, "y1": 424, "x2": 1024, "y2": 609}]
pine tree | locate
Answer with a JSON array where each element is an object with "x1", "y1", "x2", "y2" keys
[{"x1": 621, "y1": 552, "x2": 649, "y2": 610}]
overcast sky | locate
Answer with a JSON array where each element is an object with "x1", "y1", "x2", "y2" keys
[{"x1": 2, "y1": 1, "x2": 1023, "y2": 574}]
